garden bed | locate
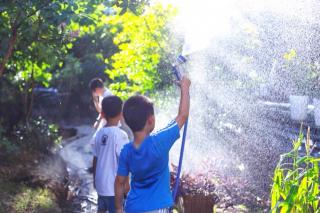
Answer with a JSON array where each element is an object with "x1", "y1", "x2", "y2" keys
[
  {"x1": 0, "y1": 179, "x2": 61, "y2": 213},
  {"x1": 0, "y1": 147, "x2": 72, "y2": 212},
  {"x1": 171, "y1": 165, "x2": 269, "y2": 212}
]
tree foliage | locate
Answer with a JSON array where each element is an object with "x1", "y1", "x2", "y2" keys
[
  {"x1": 1, "y1": 0, "x2": 118, "y2": 80},
  {"x1": 106, "y1": 4, "x2": 177, "y2": 98},
  {"x1": 0, "y1": 0, "x2": 178, "y2": 128},
  {"x1": 0, "y1": 0, "x2": 107, "y2": 121},
  {"x1": 107, "y1": 0, "x2": 150, "y2": 15}
]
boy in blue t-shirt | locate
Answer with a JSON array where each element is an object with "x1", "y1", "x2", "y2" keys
[{"x1": 115, "y1": 76, "x2": 191, "y2": 213}]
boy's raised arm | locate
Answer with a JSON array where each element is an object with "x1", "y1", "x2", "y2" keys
[
  {"x1": 175, "y1": 76, "x2": 191, "y2": 129},
  {"x1": 92, "y1": 94, "x2": 101, "y2": 113}
]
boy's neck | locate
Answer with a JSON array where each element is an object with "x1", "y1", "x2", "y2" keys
[
  {"x1": 133, "y1": 130, "x2": 150, "y2": 147},
  {"x1": 106, "y1": 118, "x2": 120, "y2": 127}
]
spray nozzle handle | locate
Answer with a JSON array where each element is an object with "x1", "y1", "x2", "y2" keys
[
  {"x1": 172, "y1": 55, "x2": 187, "y2": 81},
  {"x1": 177, "y1": 55, "x2": 187, "y2": 63},
  {"x1": 172, "y1": 65, "x2": 182, "y2": 81}
]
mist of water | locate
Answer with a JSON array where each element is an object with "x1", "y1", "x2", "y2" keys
[{"x1": 156, "y1": 0, "x2": 320, "y2": 192}]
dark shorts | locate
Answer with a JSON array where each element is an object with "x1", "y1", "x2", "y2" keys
[{"x1": 97, "y1": 195, "x2": 115, "y2": 213}]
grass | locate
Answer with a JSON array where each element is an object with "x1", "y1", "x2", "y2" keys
[{"x1": 0, "y1": 178, "x2": 61, "y2": 213}]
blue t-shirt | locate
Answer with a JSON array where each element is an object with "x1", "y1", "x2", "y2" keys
[{"x1": 117, "y1": 121, "x2": 180, "y2": 213}]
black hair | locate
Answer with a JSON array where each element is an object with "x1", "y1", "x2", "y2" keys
[
  {"x1": 123, "y1": 95, "x2": 154, "y2": 132},
  {"x1": 102, "y1": 96, "x2": 123, "y2": 119},
  {"x1": 89, "y1": 78, "x2": 104, "y2": 91}
]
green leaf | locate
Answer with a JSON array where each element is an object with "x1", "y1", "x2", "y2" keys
[
  {"x1": 66, "y1": 43, "x2": 73, "y2": 49},
  {"x1": 283, "y1": 49, "x2": 297, "y2": 61}
]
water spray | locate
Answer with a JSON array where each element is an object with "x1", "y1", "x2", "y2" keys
[{"x1": 172, "y1": 54, "x2": 189, "y2": 201}]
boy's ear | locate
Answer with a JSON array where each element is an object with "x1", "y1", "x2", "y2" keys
[
  {"x1": 148, "y1": 114, "x2": 155, "y2": 132},
  {"x1": 118, "y1": 112, "x2": 123, "y2": 119},
  {"x1": 147, "y1": 114, "x2": 155, "y2": 126},
  {"x1": 101, "y1": 112, "x2": 106, "y2": 119}
]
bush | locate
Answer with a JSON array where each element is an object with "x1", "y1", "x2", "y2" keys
[
  {"x1": 170, "y1": 167, "x2": 219, "y2": 213},
  {"x1": 0, "y1": 79, "x2": 24, "y2": 132},
  {"x1": 13, "y1": 187, "x2": 60, "y2": 212},
  {"x1": 0, "y1": 179, "x2": 61, "y2": 213},
  {"x1": 271, "y1": 128, "x2": 320, "y2": 212},
  {"x1": 12, "y1": 117, "x2": 62, "y2": 153},
  {"x1": 0, "y1": 124, "x2": 18, "y2": 154}
]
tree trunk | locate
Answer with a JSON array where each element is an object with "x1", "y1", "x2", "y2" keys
[
  {"x1": 0, "y1": 22, "x2": 18, "y2": 77},
  {"x1": 26, "y1": 64, "x2": 35, "y2": 125},
  {"x1": 26, "y1": 82, "x2": 35, "y2": 124}
]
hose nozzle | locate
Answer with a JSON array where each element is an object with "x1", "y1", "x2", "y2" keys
[{"x1": 172, "y1": 55, "x2": 187, "y2": 81}]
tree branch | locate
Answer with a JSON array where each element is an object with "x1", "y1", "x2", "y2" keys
[
  {"x1": 0, "y1": 20, "x2": 18, "y2": 77},
  {"x1": 0, "y1": 0, "x2": 52, "y2": 77},
  {"x1": 16, "y1": 0, "x2": 52, "y2": 28}
]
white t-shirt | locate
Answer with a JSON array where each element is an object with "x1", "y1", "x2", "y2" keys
[
  {"x1": 99, "y1": 88, "x2": 113, "y2": 107},
  {"x1": 97, "y1": 88, "x2": 113, "y2": 130},
  {"x1": 92, "y1": 126, "x2": 129, "y2": 196}
]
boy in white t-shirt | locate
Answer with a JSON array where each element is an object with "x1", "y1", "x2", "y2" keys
[
  {"x1": 89, "y1": 78, "x2": 113, "y2": 129},
  {"x1": 92, "y1": 95, "x2": 129, "y2": 213}
]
